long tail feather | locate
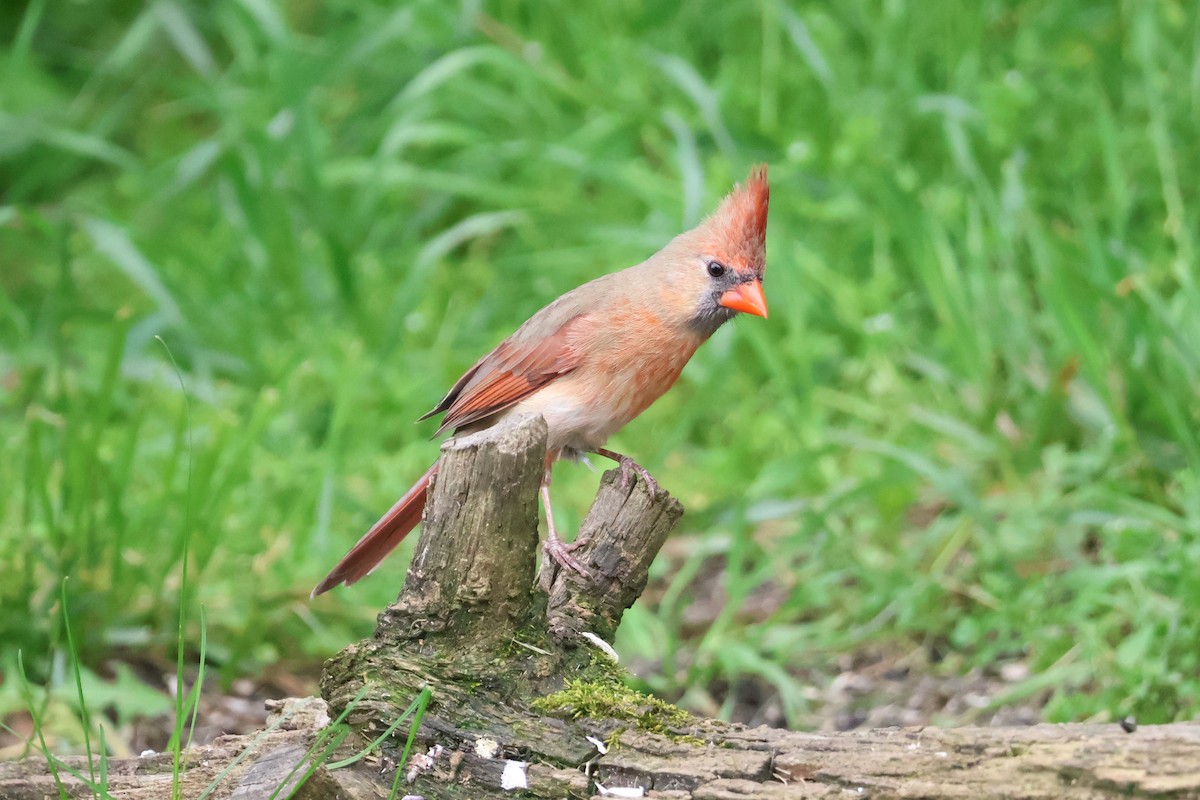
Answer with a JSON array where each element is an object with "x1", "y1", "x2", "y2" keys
[{"x1": 310, "y1": 461, "x2": 439, "y2": 597}]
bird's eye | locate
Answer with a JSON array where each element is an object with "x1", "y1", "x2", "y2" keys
[{"x1": 706, "y1": 261, "x2": 727, "y2": 278}]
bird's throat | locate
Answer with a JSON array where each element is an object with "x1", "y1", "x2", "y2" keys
[{"x1": 686, "y1": 299, "x2": 738, "y2": 338}]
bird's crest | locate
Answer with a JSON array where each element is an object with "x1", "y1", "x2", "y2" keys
[{"x1": 700, "y1": 164, "x2": 769, "y2": 275}]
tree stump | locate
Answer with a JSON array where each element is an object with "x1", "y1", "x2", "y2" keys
[{"x1": 319, "y1": 413, "x2": 687, "y2": 796}]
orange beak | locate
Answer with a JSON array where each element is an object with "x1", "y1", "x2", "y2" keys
[{"x1": 718, "y1": 280, "x2": 768, "y2": 318}]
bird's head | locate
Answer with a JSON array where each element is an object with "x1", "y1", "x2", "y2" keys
[{"x1": 676, "y1": 165, "x2": 770, "y2": 335}]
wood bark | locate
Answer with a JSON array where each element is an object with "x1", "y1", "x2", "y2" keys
[
  {"x1": 3, "y1": 415, "x2": 1198, "y2": 799},
  {"x1": 318, "y1": 414, "x2": 688, "y2": 770},
  {"x1": 4, "y1": 698, "x2": 1198, "y2": 798}
]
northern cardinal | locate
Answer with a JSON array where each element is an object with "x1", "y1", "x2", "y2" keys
[{"x1": 312, "y1": 165, "x2": 769, "y2": 596}]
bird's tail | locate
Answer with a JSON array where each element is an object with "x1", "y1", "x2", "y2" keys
[{"x1": 310, "y1": 461, "x2": 439, "y2": 597}]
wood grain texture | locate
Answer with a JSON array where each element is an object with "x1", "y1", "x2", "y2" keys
[
  {"x1": 545, "y1": 466, "x2": 684, "y2": 642},
  {"x1": 375, "y1": 413, "x2": 546, "y2": 642},
  {"x1": 5, "y1": 701, "x2": 1196, "y2": 799}
]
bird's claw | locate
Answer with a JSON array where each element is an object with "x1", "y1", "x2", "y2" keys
[
  {"x1": 613, "y1": 456, "x2": 663, "y2": 500},
  {"x1": 543, "y1": 536, "x2": 592, "y2": 580}
]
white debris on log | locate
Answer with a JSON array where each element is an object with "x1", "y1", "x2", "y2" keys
[
  {"x1": 500, "y1": 760, "x2": 528, "y2": 790},
  {"x1": 595, "y1": 781, "x2": 645, "y2": 797},
  {"x1": 579, "y1": 631, "x2": 619, "y2": 661},
  {"x1": 405, "y1": 744, "x2": 443, "y2": 784},
  {"x1": 474, "y1": 737, "x2": 500, "y2": 759}
]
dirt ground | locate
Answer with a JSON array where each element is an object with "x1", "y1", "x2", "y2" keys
[{"x1": 632, "y1": 539, "x2": 1046, "y2": 732}]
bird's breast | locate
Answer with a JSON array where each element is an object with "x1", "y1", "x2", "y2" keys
[{"x1": 512, "y1": 326, "x2": 702, "y2": 453}]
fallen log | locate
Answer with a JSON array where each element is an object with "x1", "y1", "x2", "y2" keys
[{"x1": 3, "y1": 696, "x2": 1197, "y2": 799}]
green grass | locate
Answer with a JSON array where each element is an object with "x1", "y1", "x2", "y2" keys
[{"x1": 2, "y1": 0, "x2": 1198, "y2": 753}]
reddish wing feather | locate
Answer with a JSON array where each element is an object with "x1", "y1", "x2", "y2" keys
[{"x1": 428, "y1": 315, "x2": 585, "y2": 435}]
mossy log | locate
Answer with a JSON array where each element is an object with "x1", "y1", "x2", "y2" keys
[
  {"x1": 3, "y1": 414, "x2": 1199, "y2": 799},
  {"x1": 3, "y1": 697, "x2": 1198, "y2": 799}
]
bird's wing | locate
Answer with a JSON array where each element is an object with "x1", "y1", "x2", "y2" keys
[{"x1": 421, "y1": 313, "x2": 587, "y2": 435}]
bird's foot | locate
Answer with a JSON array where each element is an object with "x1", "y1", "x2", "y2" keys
[
  {"x1": 607, "y1": 453, "x2": 663, "y2": 500},
  {"x1": 543, "y1": 534, "x2": 592, "y2": 580}
]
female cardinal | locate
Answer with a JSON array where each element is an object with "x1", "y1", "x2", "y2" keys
[{"x1": 312, "y1": 165, "x2": 769, "y2": 596}]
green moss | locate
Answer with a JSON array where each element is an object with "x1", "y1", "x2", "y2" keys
[{"x1": 532, "y1": 672, "x2": 693, "y2": 737}]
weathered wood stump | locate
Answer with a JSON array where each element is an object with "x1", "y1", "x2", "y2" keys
[
  {"x1": 318, "y1": 413, "x2": 687, "y2": 796},
  {"x1": 3, "y1": 414, "x2": 1200, "y2": 798}
]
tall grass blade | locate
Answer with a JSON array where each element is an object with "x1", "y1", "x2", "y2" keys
[
  {"x1": 17, "y1": 651, "x2": 71, "y2": 800},
  {"x1": 60, "y1": 578, "x2": 98, "y2": 791},
  {"x1": 157, "y1": 336, "x2": 196, "y2": 800}
]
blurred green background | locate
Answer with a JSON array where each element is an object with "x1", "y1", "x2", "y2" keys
[{"x1": 2, "y1": 0, "x2": 1198, "y2": 754}]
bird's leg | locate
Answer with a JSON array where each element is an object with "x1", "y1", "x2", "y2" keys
[
  {"x1": 540, "y1": 465, "x2": 590, "y2": 578},
  {"x1": 590, "y1": 447, "x2": 663, "y2": 499}
]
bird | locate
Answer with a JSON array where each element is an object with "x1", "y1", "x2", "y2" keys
[{"x1": 311, "y1": 165, "x2": 769, "y2": 597}]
